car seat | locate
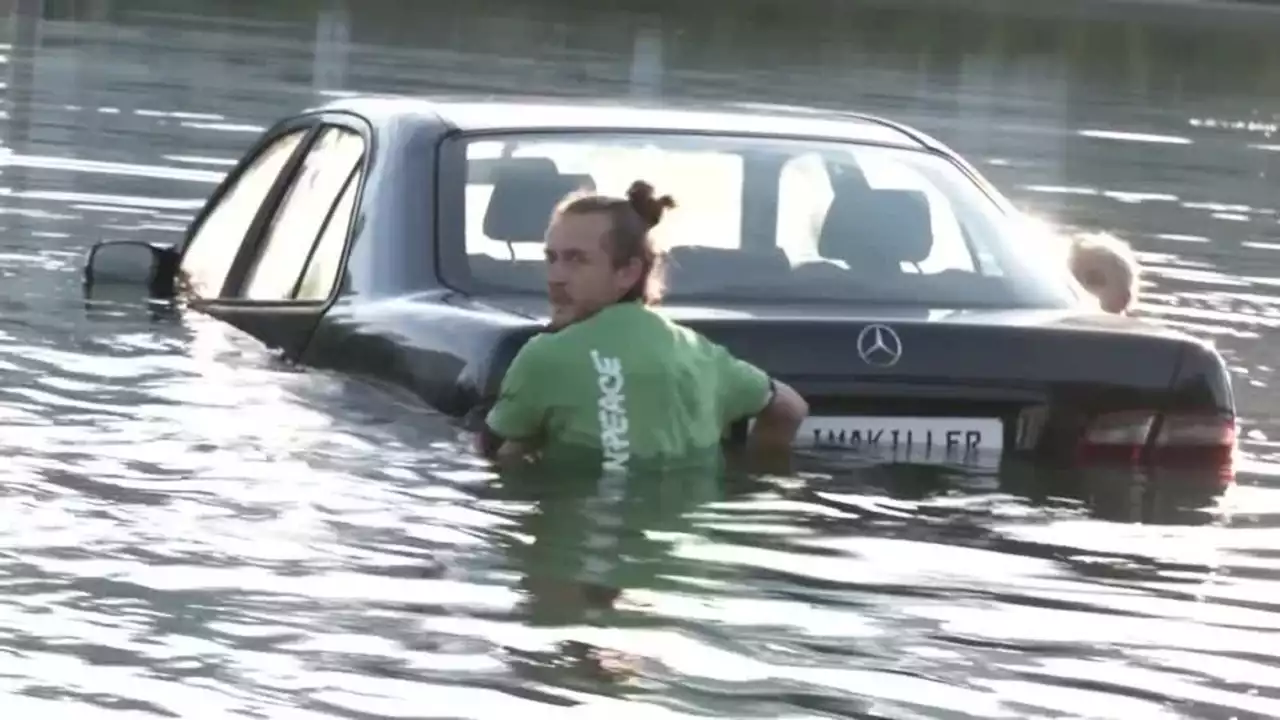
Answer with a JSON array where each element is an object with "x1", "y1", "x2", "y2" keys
[{"x1": 817, "y1": 169, "x2": 935, "y2": 275}]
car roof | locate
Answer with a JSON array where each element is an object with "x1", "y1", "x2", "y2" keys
[{"x1": 311, "y1": 94, "x2": 932, "y2": 149}]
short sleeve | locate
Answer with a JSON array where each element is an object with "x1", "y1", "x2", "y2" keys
[
  {"x1": 709, "y1": 341, "x2": 773, "y2": 424},
  {"x1": 485, "y1": 338, "x2": 549, "y2": 441}
]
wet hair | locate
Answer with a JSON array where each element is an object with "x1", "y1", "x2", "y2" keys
[
  {"x1": 1067, "y1": 231, "x2": 1139, "y2": 314},
  {"x1": 553, "y1": 179, "x2": 676, "y2": 305}
]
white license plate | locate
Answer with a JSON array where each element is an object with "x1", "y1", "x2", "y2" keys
[{"x1": 792, "y1": 416, "x2": 1004, "y2": 457}]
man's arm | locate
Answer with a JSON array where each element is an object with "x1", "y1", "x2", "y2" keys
[
  {"x1": 474, "y1": 424, "x2": 504, "y2": 459},
  {"x1": 477, "y1": 340, "x2": 548, "y2": 463},
  {"x1": 474, "y1": 427, "x2": 536, "y2": 463},
  {"x1": 747, "y1": 377, "x2": 808, "y2": 448},
  {"x1": 713, "y1": 343, "x2": 809, "y2": 448}
]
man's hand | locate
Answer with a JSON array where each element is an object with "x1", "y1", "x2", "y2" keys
[
  {"x1": 474, "y1": 427, "x2": 540, "y2": 466},
  {"x1": 495, "y1": 440, "x2": 540, "y2": 465}
]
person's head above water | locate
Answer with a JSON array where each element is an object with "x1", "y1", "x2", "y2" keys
[
  {"x1": 1067, "y1": 231, "x2": 1139, "y2": 315},
  {"x1": 544, "y1": 180, "x2": 676, "y2": 329}
]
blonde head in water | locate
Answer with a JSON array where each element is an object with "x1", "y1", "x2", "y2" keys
[{"x1": 1067, "y1": 231, "x2": 1140, "y2": 314}]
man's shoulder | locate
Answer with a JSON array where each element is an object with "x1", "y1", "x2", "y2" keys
[
  {"x1": 657, "y1": 316, "x2": 723, "y2": 357},
  {"x1": 513, "y1": 331, "x2": 554, "y2": 358},
  {"x1": 556, "y1": 304, "x2": 659, "y2": 340},
  {"x1": 518, "y1": 323, "x2": 606, "y2": 365},
  {"x1": 543, "y1": 304, "x2": 719, "y2": 358},
  {"x1": 505, "y1": 331, "x2": 567, "y2": 377}
]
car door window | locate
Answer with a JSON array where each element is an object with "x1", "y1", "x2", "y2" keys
[
  {"x1": 241, "y1": 126, "x2": 366, "y2": 301},
  {"x1": 179, "y1": 129, "x2": 307, "y2": 298},
  {"x1": 296, "y1": 166, "x2": 362, "y2": 301}
]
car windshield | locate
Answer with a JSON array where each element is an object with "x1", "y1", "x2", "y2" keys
[{"x1": 453, "y1": 131, "x2": 1077, "y2": 308}]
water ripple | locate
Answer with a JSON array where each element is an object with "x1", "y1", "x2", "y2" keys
[{"x1": 0, "y1": 1, "x2": 1278, "y2": 718}]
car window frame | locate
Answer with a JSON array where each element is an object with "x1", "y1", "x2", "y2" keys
[
  {"x1": 434, "y1": 128, "x2": 1062, "y2": 304},
  {"x1": 292, "y1": 163, "x2": 364, "y2": 301},
  {"x1": 177, "y1": 116, "x2": 322, "y2": 303},
  {"x1": 230, "y1": 122, "x2": 369, "y2": 304},
  {"x1": 181, "y1": 110, "x2": 373, "y2": 310}
]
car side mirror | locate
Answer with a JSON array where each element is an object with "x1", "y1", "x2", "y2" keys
[{"x1": 82, "y1": 239, "x2": 180, "y2": 300}]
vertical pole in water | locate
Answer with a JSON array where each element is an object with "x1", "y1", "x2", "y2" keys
[
  {"x1": 628, "y1": 20, "x2": 663, "y2": 99},
  {"x1": 312, "y1": 0, "x2": 351, "y2": 98},
  {"x1": 7, "y1": 0, "x2": 40, "y2": 243}
]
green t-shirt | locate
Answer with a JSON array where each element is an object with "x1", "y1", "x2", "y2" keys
[
  {"x1": 485, "y1": 301, "x2": 773, "y2": 464},
  {"x1": 498, "y1": 456, "x2": 728, "y2": 608}
]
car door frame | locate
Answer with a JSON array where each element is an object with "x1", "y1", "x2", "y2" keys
[{"x1": 185, "y1": 110, "x2": 374, "y2": 360}]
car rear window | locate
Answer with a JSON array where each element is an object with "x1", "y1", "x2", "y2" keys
[{"x1": 453, "y1": 132, "x2": 1078, "y2": 309}]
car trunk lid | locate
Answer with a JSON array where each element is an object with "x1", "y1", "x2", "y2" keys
[
  {"x1": 480, "y1": 297, "x2": 1187, "y2": 396},
  {"x1": 478, "y1": 297, "x2": 1203, "y2": 462}
]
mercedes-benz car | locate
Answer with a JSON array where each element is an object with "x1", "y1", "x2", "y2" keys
[{"x1": 81, "y1": 94, "x2": 1238, "y2": 480}]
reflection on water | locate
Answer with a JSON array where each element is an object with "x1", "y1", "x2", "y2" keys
[{"x1": 1, "y1": 0, "x2": 1279, "y2": 716}]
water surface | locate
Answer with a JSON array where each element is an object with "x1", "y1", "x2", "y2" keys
[{"x1": 2, "y1": 0, "x2": 1280, "y2": 717}]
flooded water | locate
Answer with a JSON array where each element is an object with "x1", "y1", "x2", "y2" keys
[{"x1": 4, "y1": 0, "x2": 1280, "y2": 716}]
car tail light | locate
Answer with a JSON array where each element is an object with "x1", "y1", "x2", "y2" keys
[{"x1": 1076, "y1": 410, "x2": 1236, "y2": 472}]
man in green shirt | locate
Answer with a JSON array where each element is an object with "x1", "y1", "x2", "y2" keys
[{"x1": 476, "y1": 179, "x2": 808, "y2": 467}]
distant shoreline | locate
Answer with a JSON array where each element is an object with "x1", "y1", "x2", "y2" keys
[
  {"x1": 801, "y1": 0, "x2": 1280, "y2": 13},
  {"x1": 835, "y1": 0, "x2": 1280, "y2": 25}
]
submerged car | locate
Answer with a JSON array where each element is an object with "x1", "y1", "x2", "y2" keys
[{"x1": 81, "y1": 94, "x2": 1238, "y2": 477}]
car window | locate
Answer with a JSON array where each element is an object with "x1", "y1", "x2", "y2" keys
[
  {"x1": 296, "y1": 166, "x2": 362, "y2": 301},
  {"x1": 455, "y1": 132, "x2": 1077, "y2": 309},
  {"x1": 465, "y1": 140, "x2": 743, "y2": 260},
  {"x1": 777, "y1": 150, "x2": 981, "y2": 274},
  {"x1": 241, "y1": 126, "x2": 365, "y2": 301},
  {"x1": 179, "y1": 129, "x2": 307, "y2": 298}
]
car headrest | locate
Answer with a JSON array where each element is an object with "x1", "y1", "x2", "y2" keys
[
  {"x1": 829, "y1": 162, "x2": 871, "y2": 192},
  {"x1": 482, "y1": 158, "x2": 595, "y2": 243},
  {"x1": 667, "y1": 245, "x2": 790, "y2": 273},
  {"x1": 818, "y1": 187, "x2": 934, "y2": 268}
]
